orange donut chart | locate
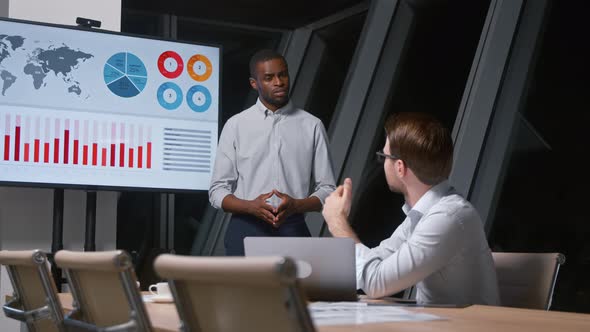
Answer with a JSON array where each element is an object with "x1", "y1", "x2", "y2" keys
[{"x1": 187, "y1": 54, "x2": 212, "y2": 82}]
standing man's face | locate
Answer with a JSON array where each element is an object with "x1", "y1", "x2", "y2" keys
[{"x1": 249, "y1": 58, "x2": 290, "y2": 111}]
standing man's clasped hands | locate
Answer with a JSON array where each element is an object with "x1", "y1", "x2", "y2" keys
[
  {"x1": 248, "y1": 190, "x2": 302, "y2": 228},
  {"x1": 271, "y1": 189, "x2": 299, "y2": 227},
  {"x1": 248, "y1": 192, "x2": 276, "y2": 226}
]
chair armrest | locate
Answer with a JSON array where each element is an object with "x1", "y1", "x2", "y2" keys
[
  {"x1": 63, "y1": 317, "x2": 138, "y2": 332},
  {"x1": 2, "y1": 298, "x2": 51, "y2": 323}
]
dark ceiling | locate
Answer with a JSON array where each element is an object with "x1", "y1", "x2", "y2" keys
[{"x1": 122, "y1": 0, "x2": 367, "y2": 30}]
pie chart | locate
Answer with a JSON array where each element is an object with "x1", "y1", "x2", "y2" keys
[{"x1": 104, "y1": 52, "x2": 148, "y2": 98}]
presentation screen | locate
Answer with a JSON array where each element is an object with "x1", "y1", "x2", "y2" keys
[{"x1": 0, "y1": 18, "x2": 220, "y2": 191}]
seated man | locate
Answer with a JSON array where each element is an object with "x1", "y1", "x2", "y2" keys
[{"x1": 322, "y1": 112, "x2": 500, "y2": 305}]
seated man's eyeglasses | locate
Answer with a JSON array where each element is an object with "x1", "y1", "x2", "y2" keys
[{"x1": 376, "y1": 151, "x2": 400, "y2": 163}]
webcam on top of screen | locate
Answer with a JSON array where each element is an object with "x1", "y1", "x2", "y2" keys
[{"x1": 76, "y1": 17, "x2": 101, "y2": 29}]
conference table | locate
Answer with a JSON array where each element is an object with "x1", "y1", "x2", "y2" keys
[{"x1": 58, "y1": 293, "x2": 590, "y2": 332}]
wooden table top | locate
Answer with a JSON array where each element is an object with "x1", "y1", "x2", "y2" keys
[{"x1": 58, "y1": 293, "x2": 590, "y2": 332}]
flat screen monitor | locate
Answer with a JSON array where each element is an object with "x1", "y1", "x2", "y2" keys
[{"x1": 0, "y1": 18, "x2": 220, "y2": 191}]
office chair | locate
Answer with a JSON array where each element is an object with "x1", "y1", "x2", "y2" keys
[
  {"x1": 154, "y1": 255, "x2": 316, "y2": 332},
  {"x1": 492, "y1": 252, "x2": 565, "y2": 310},
  {"x1": 54, "y1": 250, "x2": 152, "y2": 331},
  {"x1": 0, "y1": 249, "x2": 65, "y2": 332}
]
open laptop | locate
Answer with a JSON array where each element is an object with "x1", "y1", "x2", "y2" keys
[{"x1": 244, "y1": 237, "x2": 358, "y2": 301}]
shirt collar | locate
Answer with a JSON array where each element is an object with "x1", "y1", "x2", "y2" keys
[
  {"x1": 254, "y1": 98, "x2": 294, "y2": 117},
  {"x1": 402, "y1": 180, "x2": 452, "y2": 220}
]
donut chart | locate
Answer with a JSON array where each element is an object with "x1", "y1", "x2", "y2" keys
[
  {"x1": 187, "y1": 54, "x2": 212, "y2": 82},
  {"x1": 158, "y1": 51, "x2": 184, "y2": 79},
  {"x1": 157, "y1": 82, "x2": 183, "y2": 110},
  {"x1": 104, "y1": 52, "x2": 147, "y2": 98},
  {"x1": 152, "y1": 52, "x2": 215, "y2": 111},
  {"x1": 186, "y1": 85, "x2": 212, "y2": 112}
]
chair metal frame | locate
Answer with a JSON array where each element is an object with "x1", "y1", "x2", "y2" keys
[
  {"x1": 545, "y1": 253, "x2": 565, "y2": 310},
  {"x1": 1, "y1": 249, "x2": 65, "y2": 332}
]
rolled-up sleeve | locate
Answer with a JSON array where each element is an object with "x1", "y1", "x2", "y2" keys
[
  {"x1": 309, "y1": 122, "x2": 336, "y2": 204},
  {"x1": 209, "y1": 118, "x2": 237, "y2": 209},
  {"x1": 355, "y1": 222, "x2": 408, "y2": 289}
]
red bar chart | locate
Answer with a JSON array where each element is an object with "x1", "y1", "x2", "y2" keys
[{"x1": 2, "y1": 114, "x2": 153, "y2": 169}]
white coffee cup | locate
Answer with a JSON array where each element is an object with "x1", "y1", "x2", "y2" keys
[{"x1": 149, "y1": 282, "x2": 170, "y2": 296}]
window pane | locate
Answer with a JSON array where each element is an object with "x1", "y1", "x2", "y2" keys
[
  {"x1": 352, "y1": 0, "x2": 491, "y2": 246},
  {"x1": 121, "y1": 9, "x2": 165, "y2": 36},
  {"x1": 487, "y1": 1, "x2": 589, "y2": 313},
  {"x1": 302, "y1": 12, "x2": 367, "y2": 129}
]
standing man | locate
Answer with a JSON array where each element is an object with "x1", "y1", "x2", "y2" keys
[
  {"x1": 209, "y1": 49, "x2": 336, "y2": 256},
  {"x1": 322, "y1": 112, "x2": 500, "y2": 305}
]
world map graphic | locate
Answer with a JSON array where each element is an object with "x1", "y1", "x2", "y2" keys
[{"x1": 0, "y1": 34, "x2": 93, "y2": 97}]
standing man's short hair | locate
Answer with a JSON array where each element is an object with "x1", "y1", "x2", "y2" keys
[
  {"x1": 384, "y1": 112, "x2": 453, "y2": 185},
  {"x1": 249, "y1": 49, "x2": 287, "y2": 78}
]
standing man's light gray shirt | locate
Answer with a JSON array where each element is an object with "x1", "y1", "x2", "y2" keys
[
  {"x1": 209, "y1": 99, "x2": 336, "y2": 208},
  {"x1": 356, "y1": 181, "x2": 500, "y2": 305}
]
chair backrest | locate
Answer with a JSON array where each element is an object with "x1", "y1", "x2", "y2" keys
[
  {"x1": 492, "y1": 252, "x2": 565, "y2": 310},
  {"x1": 54, "y1": 250, "x2": 152, "y2": 331},
  {"x1": 0, "y1": 249, "x2": 65, "y2": 332},
  {"x1": 154, "y1": 255, "x2": 316, "y2": 332}
]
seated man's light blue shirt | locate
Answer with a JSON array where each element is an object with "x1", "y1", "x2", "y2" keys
[{"x1": 356, "y1": 181, "x2": 500, "y2": 305}]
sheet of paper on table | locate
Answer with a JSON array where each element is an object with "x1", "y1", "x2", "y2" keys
[
  {"x1": 308, "y1": 302, "x2": 444, "y2": 326},
  {"x1": 142, "y1": 294, "x2": 174, "y2": 303}
]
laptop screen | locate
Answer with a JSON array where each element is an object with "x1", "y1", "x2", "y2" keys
[{"x1": 244, "y1": 237, "x2": 357, "y2": 301}]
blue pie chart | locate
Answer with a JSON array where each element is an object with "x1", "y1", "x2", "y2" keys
[{"x1": 104, "y1": 52, "x2": 147, "y2": 98}]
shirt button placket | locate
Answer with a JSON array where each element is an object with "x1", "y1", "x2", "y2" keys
[{"x1": 272, "y1": 114, "x2": 280, "y2": 192}]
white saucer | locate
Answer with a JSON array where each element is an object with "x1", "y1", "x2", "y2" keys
[{"x1": 143, "y1": 294, "x2": 174, "y2": 303}]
